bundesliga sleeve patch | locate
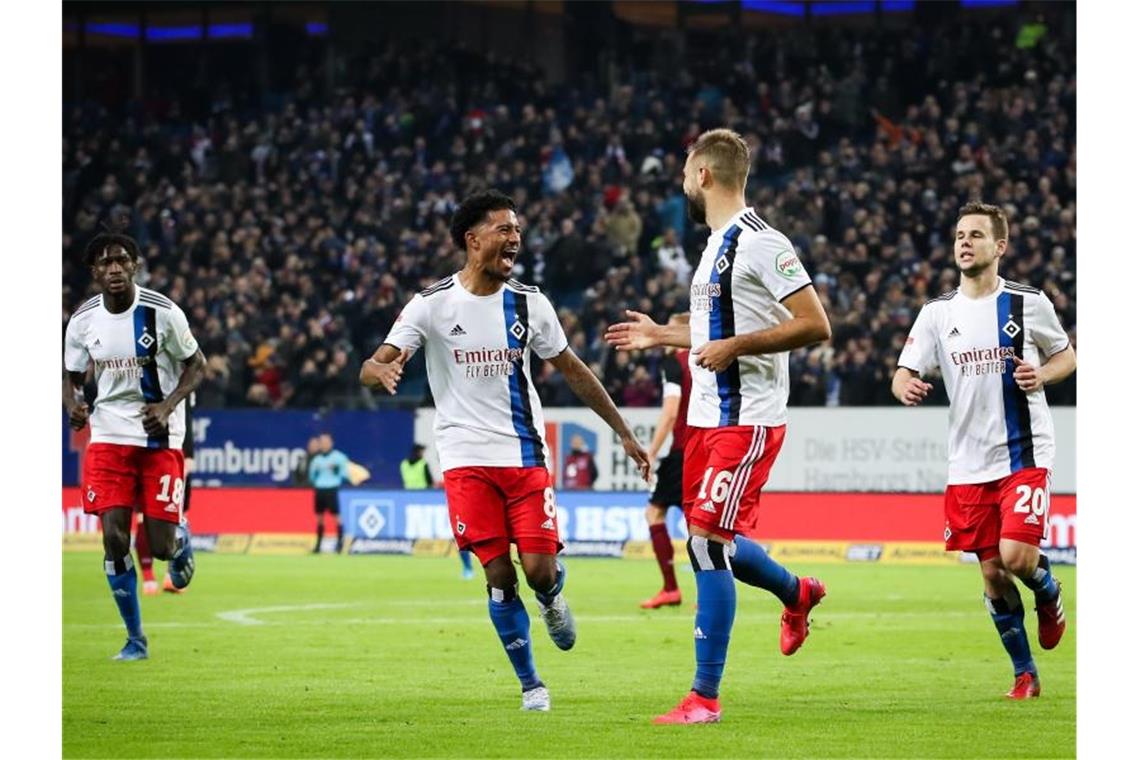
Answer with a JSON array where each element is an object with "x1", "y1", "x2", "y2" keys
[{"x1": 775, "y1": 250, "x2": 804, "y2": 279}]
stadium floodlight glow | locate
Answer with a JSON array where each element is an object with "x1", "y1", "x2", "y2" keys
[
  {"x1": 208, "y1": 23, "x2": 253, "y2": 40},
  {"x1": 742, "y1": 1, "x2": 806, "y2": 16},
  {"x1": 85, "y1": 22, "x2": 140, "y2": 38},
  {"x1": 146, "y1": 25, "x2": 204, "y2": 41},
  {"x1": 880, "y1": 0, "x2": 916, "y2": 11},
  {"x1": 810, "y1": 1, "x2": 876, "y2": 15},
  {"x1": 305, "y1": 21, "x2": 329, "y2": 36}
]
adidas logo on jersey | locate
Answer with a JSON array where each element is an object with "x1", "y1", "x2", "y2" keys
[
  {"x1": 541, "y1": 518, "x2": 555, "y2": 530},
  {"x1": 92, "y1": 338, "x2": 102, "y2": 347},
  {"x1": 947, "y1": 327, "x2": 960, "y2": 338},
  {"x1": 449, "y1": 324, "x2": 466, "y2": 336}
]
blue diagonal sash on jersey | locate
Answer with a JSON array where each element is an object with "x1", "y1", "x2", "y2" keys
[
  {"x1": 709, "y1": 225, "x2": 744, "y2": 426},
  {"x1": 501, "y1": 290, "x2": 544, "y2": 467},
  {"x1": 997, "y1": 292, "x2": 1035, "y2": 471},
  {"x1": 133, "y1": 305, "x2": 169, "y2": 449}
]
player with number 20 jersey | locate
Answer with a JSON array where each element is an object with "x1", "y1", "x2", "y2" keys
[{"x1": 894, "y1": 202, "x2": 1076, "y2": 700}]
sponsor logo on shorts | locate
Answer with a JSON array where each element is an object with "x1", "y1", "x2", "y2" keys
[
  {"x1": 699, "y1": 501, "x2": 716, "y2": 513},
  {"x1": 1024, "y1": 514, "x2": 1039, "y2": 525},
  {"x1": 944, "y1": 525, "x2": 952, "y2": 541},
  {"x1": 541, "y1": 518, "x2": 555, "y2": 530},
  {"x1": 456, "y1": 520, "x2": 466, "y2": 535},
  {"x1": 86, "y1": 487, "x2": 96, "y2": 503},
  {"x1": 164, "y1": 502, "x2": 178, "y2": 513}
]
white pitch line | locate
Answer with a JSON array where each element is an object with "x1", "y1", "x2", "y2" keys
[
  {"x1": 215, "y1": 603, "x2": 357, "y2": 625},
  {"x1": 67, "y1": 609, "x2": 984, "y2": 630}
]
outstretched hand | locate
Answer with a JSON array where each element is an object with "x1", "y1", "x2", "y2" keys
[
  {"x1": 604, "y1": 310, "x2": 660, "y2": 351},
  {"x1": 361, "y1": 349, "x2": 411, "y2": 395}
]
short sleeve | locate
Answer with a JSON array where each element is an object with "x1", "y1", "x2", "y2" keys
[
  {"x1": 738, "y1": 230, "x2": 813, "y2": 302},
  {"x1": 527, "y1": 292, "x2": 569, "y2": 361},
  {"x1": 898, "y1": 304, "x2": 938, "y2": 376},
  {"x1": 64, "y1": 316, "x2": 90, "y2": 373},
  {"x1": 384, "y1": 294, "x2": 430, "y2": 353},
  {"x1": 164, "y1": 304, "x2": 200, "y2": 361},
  {"x1": 661, "y1": 353, "x2": 682, "y2": 398},
  {"x1": 1030, "y1": 291, "x2": 1071, "y2": 357}
]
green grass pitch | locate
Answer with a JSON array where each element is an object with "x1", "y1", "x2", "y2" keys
[{"x1": 63, "y1": 552, "x2": 1075, "y2": 758}]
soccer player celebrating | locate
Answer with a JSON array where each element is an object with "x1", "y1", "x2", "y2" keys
[
  {"x1": 360, "y1": 189, "x2": 651, "y2": 712},
  {"x1": 607, "y1": 129, "x2": 832, "y2": 724},
  {"x1": 893, "y1": 202, "x2": 1075, "y2": 699},
  {"x1": 63, "y1": 230, "x2": 205, "y2": 660},
  {"x1": 640, "y1": 313, "x2": 692, "y2": 610}
]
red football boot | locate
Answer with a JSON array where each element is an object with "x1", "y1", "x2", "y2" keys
[
  {"x1": 640, "y1": 589, "x2": 682, "y2": 609},
  {"x1": 653, "y1": 691, "x2": 721, "y2": 724},
  {"x1": 1006, "y1": 672, "x2": 1041, "y2": 700},
  {"x1": 1035, "y1": 581, "x2": 1066, "y2": 650},
  {"x1": 780, "y1": 577, "x2": 827, "y2": 656}
]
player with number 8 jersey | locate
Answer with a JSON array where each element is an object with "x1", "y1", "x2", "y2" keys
[
  {"x1": 63, "y1": 229, "x2": 206, "y2": 661},
  {"x1": 360, "y1": 190, "x2": 651, "y2": 712},
  {"x1": 893, "y1": 202, "x2": 1077, "y2": 699}
]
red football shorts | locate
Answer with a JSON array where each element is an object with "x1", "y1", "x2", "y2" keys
[
  {"x1": 683, "y1": 425, "x2": 786, "y2": 541},
  {"x1": 943, "y1": 467, "x2": 1052, "y2": 558},
  {"x1": 83, "y1": 442, "x2": 186, "y2": 524},
  {"x1": 442, "y1": 466, "x2": 561, "y2": 565}
]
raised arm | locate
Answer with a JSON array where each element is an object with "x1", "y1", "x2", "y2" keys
[{"x1": 546, "y1": 348, "x2": 651, "y2": 481}]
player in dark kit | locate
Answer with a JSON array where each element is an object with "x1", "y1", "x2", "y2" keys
[
  {"x1": 641, "y1": 314, "x2": 693, "y2": 609},
  {"x1": 63, "y1": 230, "x2": 206, "y2": 660}
]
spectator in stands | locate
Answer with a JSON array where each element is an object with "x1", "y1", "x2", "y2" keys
[{"x1": 562, "y1": 435, "x2": 599, "y2": 491}]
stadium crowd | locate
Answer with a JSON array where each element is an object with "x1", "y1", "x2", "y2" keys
[{"x1": 62, "y1": 11, "x2": 1076, "y2": 409}]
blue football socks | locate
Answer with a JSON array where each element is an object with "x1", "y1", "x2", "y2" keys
[
  {"x1": 687, "y1": 536, "x2": 736, "y2": 700},
  {"x1": 105, "y1": 554, "x2": 143, "y2": 640},
  {"x1": 1020, "y1": 554, "x2": 1060, "y2": 603},
  {"x1": 488, "y1": 584, "x2": 542, "y2": 691},
  {"x1": 534, "y1": 561, "x2": 565, "y2": 607},
  {"x1": 732, "y1": 535, "x2": 799, "y2": 607},
  {"x1": 985, "y1": 589, "x2": 1036, "y2": 676}
]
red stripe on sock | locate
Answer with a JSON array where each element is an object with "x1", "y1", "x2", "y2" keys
[{"x1": 649, "y1": 523, "x2": 678, "y2": 591}]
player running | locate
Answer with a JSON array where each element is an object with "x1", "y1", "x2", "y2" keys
[
  {"x1": 63, "y1": 229, "x2": 205, "y2": 660},
  {"x1": 606, "y1": 129, "x2": 832, "y2": 724},
  {"x1": 640, "y1": 314, "x2": 692, "y2": 610},
  {"x1": 893, "y1": 202, "x2": 1075, "y2": 700},
  {"x1": 360, "y1": 189, "x2": 651, "y2": 712}
]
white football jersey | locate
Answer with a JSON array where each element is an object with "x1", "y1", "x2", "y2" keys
[
  {"x1": 898, "y1": 278, "x2": 1070, "y2": 484},
  {"x1": 64, "y1": 287, "x2": 200, "y2": 449},
  {"x1": 383, "y1": 275, "x2": 568, "y2": 472},
  {"x1": 688, "y1": 207, "x2": 813, "y2": 428}
]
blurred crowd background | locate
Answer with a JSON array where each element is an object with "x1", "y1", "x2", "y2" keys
[{"x1": 62, "y1": 1, "x2": 1076, "y2": 410}]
